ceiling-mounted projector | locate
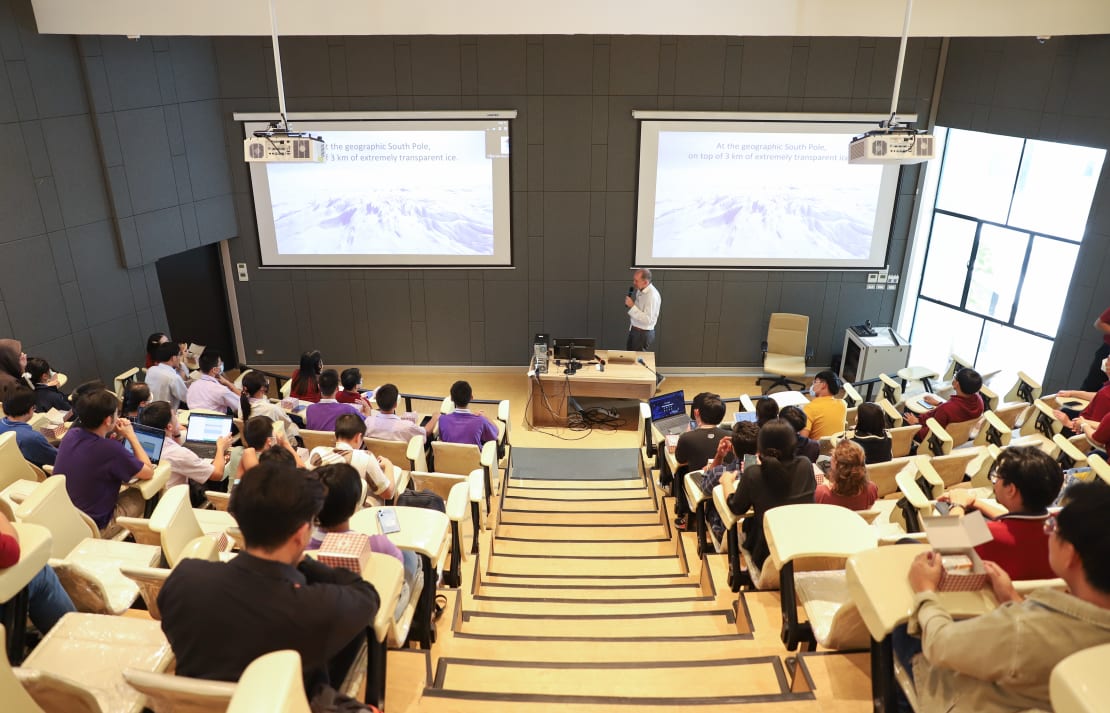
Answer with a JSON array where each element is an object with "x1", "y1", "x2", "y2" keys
[
  {"x1": 849, "y1": 127, "x2": 935, "y2": 165},
  {"x1": 244, "y1": 126, "x2": 326, "y2": 163}
]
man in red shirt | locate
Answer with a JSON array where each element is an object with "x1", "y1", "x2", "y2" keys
[
  {"x1": 1080, "y1": 306, "x2": 1110, "y2": 392},
  {"x1": 903, "y1": 367, "x2": 984, "y2": 442}
]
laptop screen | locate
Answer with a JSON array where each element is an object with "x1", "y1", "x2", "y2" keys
[
  {"x1": 126, "y1": 423, "x2": 166, "y2": 463},
  {"x1": 734, "y1": 411, "x2": 759, "y2": 423},
  {"x1": 185, "y1": 413, "x2": 233, "y2": 443},
  {"x1": 648, "y1": 390, "x2": 686, "y2": 422}
]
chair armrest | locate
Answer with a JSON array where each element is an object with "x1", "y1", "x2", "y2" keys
[
  {"x1": 135, "y1": 462, "x2": 172, "y2": 500},
  {"x1": 876, "y1": 399, "x2": 904, "y2": 428},
  {"x1": 480, "y1": 441, "x2": 497, "y2": 468},
  {"x1": 917, "y1": 418, "x2": 953, "y2": 457},
  {"x1": 42, "y1": 464, "x2": 54, "y2": 476},
  {"x1": 896, "y1": 468, "x2": 932, "y2": 510},
  {"x1": 467, "y1": 469, "x2": 484, "y2": 503},
  {"x1": 446, "y1": 482, "x2": 469, "y2": 521},
  {"x1": 911, "y1": 456, "x2": 945, "y2": 498},
  {"x1": 406, "y1": 435, "x2": 428, "y2": 472},
  {"x1": 760, "y1": 340, "x2": 769, "y2": 355},
  {"x1": 1052, "y1": 433, "x2": 1088, "y2": 468},
  {"x1": 497, "y1": 400, "x2": 510, "y2": 424}
]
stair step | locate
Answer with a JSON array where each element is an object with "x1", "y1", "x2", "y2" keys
[
  {"x1": 419, "y1": 697, "x2": 820, "y2": 713},
  {"x1": 499, "y1": 510, "x2": 662, "y2": 526},
  {"x1": 476, "y1": 582, "x2": 703, "y2": 601},
  {"x1": 436, "y1": 634, "x2": 761, "y2": 663},
  {"x1": 497, "y1": 524, "x2": 667, "y2": 541},
  {"x1": 507, "y1": 478, "x2": 646, "y2": 490},
  {"x1": 459, "y1": 609, "x2": 738, "y2": 638},
  {"x1": 481, "y1": 573, "x2": 696, "y2": 588},
  {"x1": 462, "y1": 595, "x2": 718, "y2": 616},
  {"x1": 501, "y1": 496, "x2": 657, "y2": 513},
  {"x1": 503, "y1": 486, "x2": 653, "y2": 502},
  {"x1": 492, "y1": 538, "x2": 677, "y2": 557},
  {"x1": 486, "y1": 553, "x2": 685, "y2": 577}
]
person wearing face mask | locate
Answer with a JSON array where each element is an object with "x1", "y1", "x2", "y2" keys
[
  {"x1": 800, "y1": 370, "x2": 846, "y2": 440},
  {"x1": 185, "y1": 350, "x2": 242, "y2": 416}
]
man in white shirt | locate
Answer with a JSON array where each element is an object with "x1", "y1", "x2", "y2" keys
[
  {"x1": 145, "y1": 342, "x2": 189, "y2": 407},
  {"x1": 307, "y1": 414, "x2": 396, "y2": 506},
  {"x1": 140, "y1": 401, "x2": 231, "y2": 490},
  {"x1": 365, "y1": 383, "x2": 438, "y2": 443},
  {"x1": 186, "y1": 351, "x2": 241, "y2": 415},
  {"x1": 624, "y1": 267, "x2": 661, "y2": 351}
]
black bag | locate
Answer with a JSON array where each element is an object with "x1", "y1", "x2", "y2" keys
[{"x1": 396, "y1": 489, "x2": 446, "y2": 513}]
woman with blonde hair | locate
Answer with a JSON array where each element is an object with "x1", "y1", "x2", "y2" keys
[{"x1": 816, "y1": 440, "x2": 877, "y2": 510}]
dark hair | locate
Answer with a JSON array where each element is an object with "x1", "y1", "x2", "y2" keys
[
  {"x1": 697, "y1": 394, "x2": 726, "y2": 426},
  {"x1": 75, "y1": 390, "x2": 120, "y2": 430},
  {"x1": 122, "y1": 383, "x2": 151, "y2": 416},
  {"x1": 994, "y1": 445, "x2": 1064, "y2": 513},
  {"x1": 3, "y1": 385, "x2": 36, "y2": 417},
  {"x1": 198, "y1": 350, "x2": 221, "y2": 374},
  {"x1": 854, "y1": 402, "x2": 887, "y2": 437},
  {"x1": 69, "y1": 380, "x2": 108, "y2": 408},
  {"x1": 243, "y1": 415, "x2": 274, "y2": 450},
  {"x1": 340, "y1": 368, "x2": 362, "y2": 392},
  {"x1": 1055, "y1": 481, "x2": 1110, "y2": 593},
  {"x1": 830, "y1": 440, "x2": 868, "y2": 497},
  {"x1": 146, "y1": 332, "x2": 167, "y2": 359},
  {"x1": 755, "y1": 397, "x2": 779, "y2": 426},
  {"x1": 375, "y1": 383, "x2": 399, "y2": 411},
  {"x1": 955, "y1": 367, "x2": 983, "y2": 395},
  {"x1": 153, "y1": 342, "x2": 179, "y2": 364},
  {"x1": 315, "y1": 463, "x2": 363, "y2": 529},
  {"x1": 779, "y1": 405, "x2": 807, "y2": 434},
  {"x1": 318, "y1": 369, "x2": 340, "y2": 397},
  {"x1": 691, "y1": 392, "x2": 713, "y2": 421},
  {"x1": 731, "y1": 420, "x2": 759, "y2": 457},
  {"x1": 450, "y1": 380, "x2": 473, "y2": 407},
  {"x1": 815, "y1": 370, "x2": 842, "y2": 395},
  {"x1": 291, "y1": 351, "x2": 323, "y2": 396},
  {"x1": 335, "y1": 413, "x2": 367, "y2": 441},
  {"x1": 757, "y1": 419, "x2": 799, "y2": 498},
  {"x1": 25, "y1": 357, "x2": 51, "y2": 384},
  {"x1": 229, "y1": 461, "x2": 325, "y2": 550},
  {"x1": 240, "y1": 372, "x2": 269, "y2": 420},
  {"x1": 258, "y1": 445, "x2": 295, "y2": 466},
  {"x1": 138, "y1": 401, "x2": 173, "y2": 431}
]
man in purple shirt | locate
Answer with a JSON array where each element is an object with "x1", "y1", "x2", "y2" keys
[
  {"x1": 54, "y1": 389, "x2": 154, "y2": 536},
  {"x1": 437, "y1": 380, "x2": 499, "y2": 448},
  {"x1": 305, "y1": 370, "x2": 366, "y2": 432},
  {"x1": 365, "y1": 383, "x2": 439, "y2": 443}
]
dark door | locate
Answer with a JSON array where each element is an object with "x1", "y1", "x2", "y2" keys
[{"x1": 156, "y1": 244, "x2": 237, "y2": 366}]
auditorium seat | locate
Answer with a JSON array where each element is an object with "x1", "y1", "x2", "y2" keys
[
  {"x1": 1051, "y1": 643, "x2": 1110, "y2": 713},
  {"x1": 756, "y1": 312, "x2": 811, "y2": 394},
  {"x1": 226, "y1": 650, "x2": 311, "y2": 713},
  {"x1": 297, "y1": 428, "x2": 334, "y2": 451},
  {"x1": 120, "y1": 535, "x2": 221, "y2": 620}
]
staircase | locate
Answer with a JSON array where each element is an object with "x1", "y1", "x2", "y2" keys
[{"x1": 405, "y1": 460, "x2": 871, "y2": 712}]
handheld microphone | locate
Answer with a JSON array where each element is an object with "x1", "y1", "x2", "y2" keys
[{"x1": 627, "y1": 285, "x2": 635, "y2": 299}]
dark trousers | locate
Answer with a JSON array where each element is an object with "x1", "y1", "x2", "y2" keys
[
  {"x1": 1080, "y1": 343, "x2": 1110, "y2": 392},
  {"x1": 627, "y1": 327, "x2": 656, "y2": 351}
]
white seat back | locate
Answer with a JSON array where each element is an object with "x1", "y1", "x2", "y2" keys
[
  {"x1": 15, "y1": 476, "x2": 98, "y2": 557},
  {"x1": 0, "y1": 623, "x2": 46, "y2": 712},
  {"x1": 1050, "y1": 643, "x2": 1110, "y2": 713},
  {"x1": 150, "y1": 484, "x2": 205, "y2": 567},
  {"x1": 432, "y1": 441, "x2": 482, "y2": 476},
  {"x1": 227, "y1": 650, "x2": 311, "y2": 713},
  {"x1": 123, "y1": 668, "x2": 236, "y2": 712},
  {"x1": 0, "y1": 431, "x2": 41, "y2": 493}
]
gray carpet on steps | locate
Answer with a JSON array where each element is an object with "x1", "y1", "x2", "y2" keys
[{"x1": 511, "y1": 447, "x2": 640, "y2": 480}]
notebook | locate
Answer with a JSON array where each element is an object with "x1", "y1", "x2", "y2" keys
[
  {"x1": 183, "y1": 413, "x2": 233, "y2": 459},
  {"x1": 125, "y1": 423, "x2": 166, "y2": 464},
  {"x1": 649, "y1": 390, "x2": 690, "y2": 435}
]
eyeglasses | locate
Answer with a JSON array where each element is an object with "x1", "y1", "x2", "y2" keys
[
  {"x1": 1043, "y1": 515, "x2": 1058, "y2": 536},
  {"x1": 988, "y1": 466, "x2": 1002, "y2": 484}
]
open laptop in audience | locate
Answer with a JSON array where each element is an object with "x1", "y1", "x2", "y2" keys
[
  {"x1": 649, "y1": 390, "x2": 690, "y2": 436},
  {"x1": 182, "y1": 413, "x2": 233, "y2": 459},
  {"x1": 125, "y1": 423, "x2": 166, "y2": 465}
]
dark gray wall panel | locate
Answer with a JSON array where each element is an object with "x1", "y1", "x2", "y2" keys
[
  {"x1": 88, "y1": 313, "x2": 142, "y2": 382},
  {"x1": 304, "y1": 278, "x2": 358, "y2": 359},
  {"x1": 41, "y1": 114, "x2": 113, "y2": 227},
  {"x1": 0, "y1": 126, "x2": 44, "y2": 241},
  {"x1": 101, "y1": 38, "x2": 161, "y2": 111},
  {"x1": 115, "y1": 107, "x2": 177, "y2": 214},
  {"x1": 68, "y1": 220, "x2": 143, "y2": 325},
  {"x1": 0, "y1": 236, "x2": 68, "y2": 346}
]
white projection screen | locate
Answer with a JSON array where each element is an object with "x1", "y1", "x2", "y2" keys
[
  {"x1": 635, "y1": 116, "x2": 903, "y2": 269},
  {"x1": 244, "y1": 116, "x2": 513, "y2": 267}
]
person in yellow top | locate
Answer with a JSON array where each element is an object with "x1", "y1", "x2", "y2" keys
[{"x1": 801, "y1": 370, "x2": 847, "y2": 440}]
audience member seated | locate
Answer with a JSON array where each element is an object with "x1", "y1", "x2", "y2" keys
[
  {"x1": 815, "y1": 440, "x2": 877, "y2": 511},
  {"x1": 755, "y1": 396, "x2": 779, "y2": 427},
  {"x1": 240, "y1": 371, "x2": 300, "y2": 442},
  {"x1": 0, "y1": 385, "x2": 57, "y2": 468},
  {"x1": 140, "y1": 401, "x2": 231, "y2": 491},
  {"x1": 779, "y1": 405, "x2": 820, "y2": 462},
  {"x1": 144, "y1": 332, "x2": 170, "y2": 369},
  {"x1": 897, "y1": 481, "x2": 1110, "y2": 713},
  {"x1": 0, "y1": 338, "x2": 27, "y2": 402},
  {"x1": 0, "y1": 511, "x2": 75, "y2": 636},
  {"x1": 66, "y1": 380, "x2": 108, "y2": 423},
  {"x1": 121, "y1": 382, "x2": 151, "y2": 420},
  {"x1": 438, "y1": 380, "x2": 499, "y2": 448},
  {"x1": 722, "y1": 418, "x2": 816, "y2": 571},
  {"x1": 237, "y1": 416, "x2": 304, "y2": 476},
  {"x1": 308, "y1": 414, "x2": 396, "y2": 506},
  {"x1": 289, "y1": 350, "x2": 324, "y2": 403},
  {"x1": 365, "y1": 382, "x2": 438, "y2": 443},
  {"x1": 336, "y1": 368, "x2": 372, "y2": 409},
  {"x1": 802, "y1": 370, "x2": 847, "y2": 440},
  {"x1": 850, "y1": 402, "x2": 893, "y2": 464},
  {"x1": 54, "y1": 389, "x2": 153, "y2": 537},
  {"x1": 309, "y1": 462, "x2": 421, "y2": 619},
  {"x1": 938, "y1": 445, "x2": 1064, "y2": 581},
  {"x1": 25, "y1": 357, "x2": 70, "y2": 414},
  {"x1": 185, "y1": 351, "x2": 241, "y2": 415},
  {"x1": 700, "y1": 420, "x2": 760, "y2": 542},
  {"x1": 158, "y1": 460, "x2": 380, "y2": 696},
  {"x1": 658, "y1": 391, "x2": 711, "y2": 491},
  {"x1": 145, "y1": 342, "x2": 188, "y2": 408},
  {"x1": 305, "y1": 370, "x2": 367, "y2": 432},
  {"x1": 1054, "y1": 357, "x2": 1110, "y2": 435},
  {"x1": 904, "y1": 367, "x2": 984, "y2": 442},
  {"x1": 673, "y1": 394, "x2": 733, "y2": 531}
]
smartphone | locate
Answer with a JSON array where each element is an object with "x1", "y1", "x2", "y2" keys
[
  {"x1": 934, "y1": 501, "x2": 952, "y2": 516},
  {"x1": 377, "y1": 508, "x2": 401, "y2": 534},
  {"x1": 742, "y1": 454, "x2": 759, "y2": 470}
]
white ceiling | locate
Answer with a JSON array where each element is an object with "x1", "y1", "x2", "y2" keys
[{"x1": 28, "y1": 0, "x2": 1110, "y2": 38}]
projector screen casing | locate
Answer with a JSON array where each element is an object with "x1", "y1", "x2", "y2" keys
[
  {"x1": 244, "y1": 117, "x2": 513, "y2": 268},
  {"x1": 635, "y1": 116, "x2": 902, "y2": 269}
]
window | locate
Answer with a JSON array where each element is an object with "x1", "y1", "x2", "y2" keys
[{"x1": 903, "y1": 128, "x2": 1105, "y2": 383}]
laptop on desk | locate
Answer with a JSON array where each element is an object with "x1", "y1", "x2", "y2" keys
[
  {"x1": 183, "y1": 413, "x2": 233, "y2": 459},
  {"x1": 606, "y1": 350, "x2": 639, "y2": 364},
  {"x1": 125, "y1": 423, "x2": 166, "y2": 465},
  {"x1": 649, "y1": 390, "x2": 690, "y2": 436}
]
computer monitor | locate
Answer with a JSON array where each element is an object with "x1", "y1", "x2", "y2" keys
[{"x1": 552, "y1": 338, "x2": 596, "y2": 362}]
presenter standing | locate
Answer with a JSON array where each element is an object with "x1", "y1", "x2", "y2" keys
[{"x1": 625, "y1": 268, "x2": 661, "y2": 351}]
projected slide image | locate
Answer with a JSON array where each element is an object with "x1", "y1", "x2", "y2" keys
[
  {"x1": 267, "y1": 130, "x2": 494, "y2": 256},
  {"x1": 651, "y1": 131, "x2": 884, "y2": 261}
]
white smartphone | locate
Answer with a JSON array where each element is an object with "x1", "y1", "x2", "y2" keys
[{"x1": 377, "y1": 508, "x2": 401, "y2": 534}]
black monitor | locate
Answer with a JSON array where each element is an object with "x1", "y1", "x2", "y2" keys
[{"x1": 552, "y1": 338, "x2": 596, "y2": 362}]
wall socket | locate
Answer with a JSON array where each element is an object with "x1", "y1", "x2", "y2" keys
[
  {"x1": 255, "y1": 349, "x2": 264, "y2": 356},
  {"x1": 236, "y1": 263, "x2": 249, "y2": 282}
]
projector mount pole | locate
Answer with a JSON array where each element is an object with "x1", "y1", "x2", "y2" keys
[
  {"x1": 268, "y1": 0, "x2": 290, "y2": 132},
  {"x1": 886, "y1": 0, "x2": 914, "y2": 130}
]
